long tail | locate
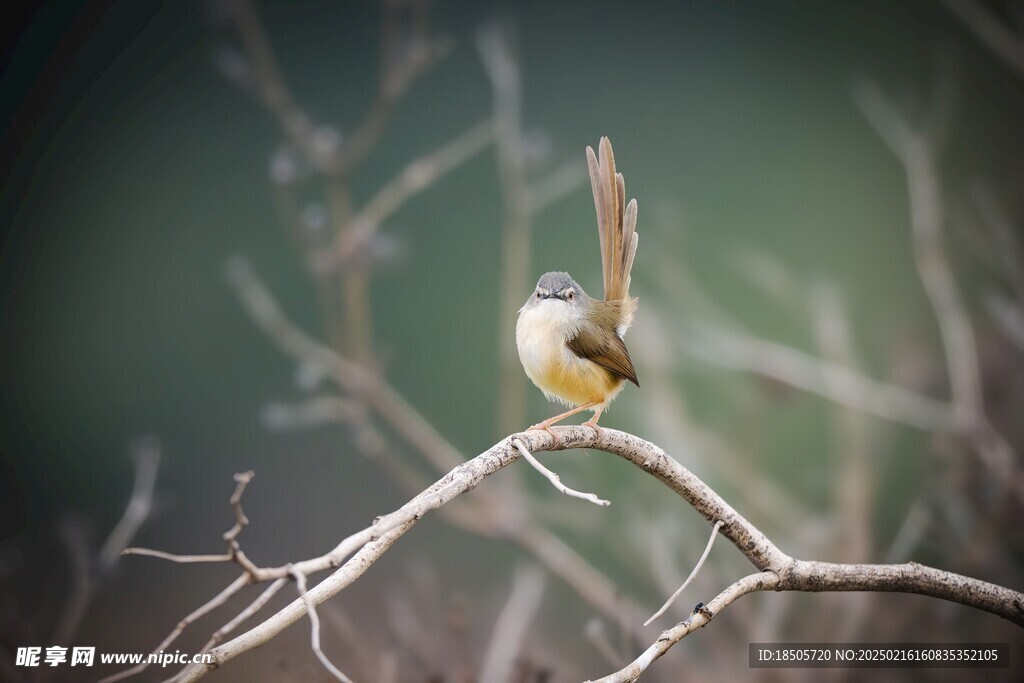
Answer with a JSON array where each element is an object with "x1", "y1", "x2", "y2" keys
[{"x1": 586, "y1": 137, "x2": 639, "y2": 326}]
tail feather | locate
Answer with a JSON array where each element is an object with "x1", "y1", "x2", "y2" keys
[
  {"x1": 586, "y1": 138, "x2": 639, "y2": 326},
  {"x1": 622, "y1": 201, "x2": 638, "y2": 295},
  {"x1": 585, "y1": 145, "x2": 611, "y2": 298}
]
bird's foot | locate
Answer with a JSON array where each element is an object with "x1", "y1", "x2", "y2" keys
[
  {"x1": 582, "y1": 416, "x2": 604, "y2": 439},
  {"x1": 527, "y1": 422, "x2": 563, "y2": 446}
]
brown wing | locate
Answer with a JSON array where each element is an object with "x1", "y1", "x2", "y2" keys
[{"x1": 566, "y1": 321, "x2": 640, "y2": 387}]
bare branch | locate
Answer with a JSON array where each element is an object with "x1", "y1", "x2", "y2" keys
[
  {"x1": 680, "y1": 323, "x2": 951, "y2": 431},
  {"x1": 590, "y1": 572, "x2": 779, "y2": 683},
  {"x1": 52, "y1": 439, "x2": 161, "y2": 647},
  {"x1": 119, "y1": 548, "x2": 231, "y2": 564},
  {"x1": 225, "y1": 257, "x2": 464, "y2": 475},
  {"x1": 513, "y1": 438, "x2": 610, "y2": 506},
  {"x1": 941, "y1": 0, "x2": 1024, "y2": 77},
  {"x1": 98, "y1": 439, "x2": 161, "y2": 572},
  {"x1": 341, "y1": 27, "x2": 452, "y2": 173},
  {"x1": 230, "y1": 0, "x2": 332, "y2": 172},
  {"x1": 853, "y1": 78, "x2": 982, "y2": 425},
  {"x1": 853, "y1": 76, "x2": 1020, "y2": 496},
  {"x1": 812, "y1": 283, "x2": 874, "y2": 641},
  {"x1": 155, "y1": 426, "x2": 1021, "y2": 681},
  {"x1": 263, "y1": 395, "x2": 362, "y2": 431},
  {"x1": 291, "y1": 567, "x2": 353, "y2": 683},
  {"x1": 477, "y1": 19, "x2": 532, "y2": 434},
  {"x1": 512, "y1": 522, "x2": 648, "y2": 633},
  {"x1": 175, "y1": 522, "x2": 412, "y2": 682},
  {"x1": 321, "y1": 119, "x2": 496, "y2": 271},
  {"x1": 99, "y1": 573, "x2": 251, "y2": 683},
  {"x1": 123, "y1": 471, "x2": 262, "y2": 575},
  {"x1": 201, "y1": 577, "x2": 288, "y2": 653},
  {"x1": 230, "y1": 0, "x2": 449, "y2": 176},
  {"x1": 644, "y1": 520, "x2": 723, "y2": 626},
  {"x1": 479, "y1": 566, "x2": 547, "y2": 683}
]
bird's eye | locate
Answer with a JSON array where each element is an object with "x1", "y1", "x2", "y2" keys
[
  {"x1": 536, "y1": 291, "x2": 541, "y2": 298},
  {"x1": 567, "y1": 290, "x2": 574, "y2": 300}
]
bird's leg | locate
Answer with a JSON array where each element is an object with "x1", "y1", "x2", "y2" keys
[
  {"x1": 528, "y1": 401, "x2": 598, "y2": 445},
  {"x1": 582, "y1": 407, "x2": 605, "y2": 438}
]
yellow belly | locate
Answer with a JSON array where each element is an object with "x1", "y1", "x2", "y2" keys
[
  {"x1": 534, "y1": 353, "x2": 622, "y2": 407},
  {"x1": 516, "y1": 302, "x2": 624, "y2": 408}
]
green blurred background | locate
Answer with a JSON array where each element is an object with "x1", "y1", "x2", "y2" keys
[{"x1": 2, "y1": 1, "x2": 1023, "y2": 681}]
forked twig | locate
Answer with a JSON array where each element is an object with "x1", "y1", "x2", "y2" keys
[{"x1": 590, "y1": 572, "x2": 780, "y2": 683}]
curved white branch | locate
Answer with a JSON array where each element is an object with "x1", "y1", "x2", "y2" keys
[{"x1": 165, "y1": 427, "x2": 1024, "y2": 682}]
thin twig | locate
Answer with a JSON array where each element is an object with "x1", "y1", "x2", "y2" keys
[
  {"x1": 590, "y1": 572, "x2": 779, "y2": 683},
  {"x1": 225, "y1": 257, "x2": 464, "y2": 475},
  {"x1": 98, "y1": 439, "x2": 161, "y2": 572},
  {"x1": 200, "y1": 577, "x2": 288, "y2": 653},
  {"x1": 175, "y1": 522, "x2": 413, "y2": 683},
  {"x1": 644, "y1": 520, "x2": 723, "y2": 626},
  {"x1": 339, "y1": 1, "x2": 452, "y2": 174},
  {"x1": 99, "y1": 574, "x2": 251, "y2": 683},
  {"x1": 52, "y1": 439, "x2": 161, "y2": 647},
  {"x1": 320, "y1": 120, "x2": 496, "y2": 271},
  {"x1": 123, "y1": 471, "x2": 260, "y2": 574},
  {"x1": 291, "y1": 567, "x2": 353, "y2": 683},
  {"x1": 513, "y1": 438, "x2": 610, "y2": 506},
  {"x1": 119, "y1": 548, "x2": 232, "y2": 564},
  {"x1": 230, "y1": 0, "x2": 329, "y2": 171}
]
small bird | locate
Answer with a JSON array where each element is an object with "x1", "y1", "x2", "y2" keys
[{"x1": 516, "y1": 137, "x2": 639, "y2": 438}]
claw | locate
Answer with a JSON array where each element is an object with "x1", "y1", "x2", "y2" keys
[
  {"x1": 528, "y1": 422, "x2": 563, "y2": 446},
  {"x1": 582, "y1": 410, "x2": 604, "y2": 438}
]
